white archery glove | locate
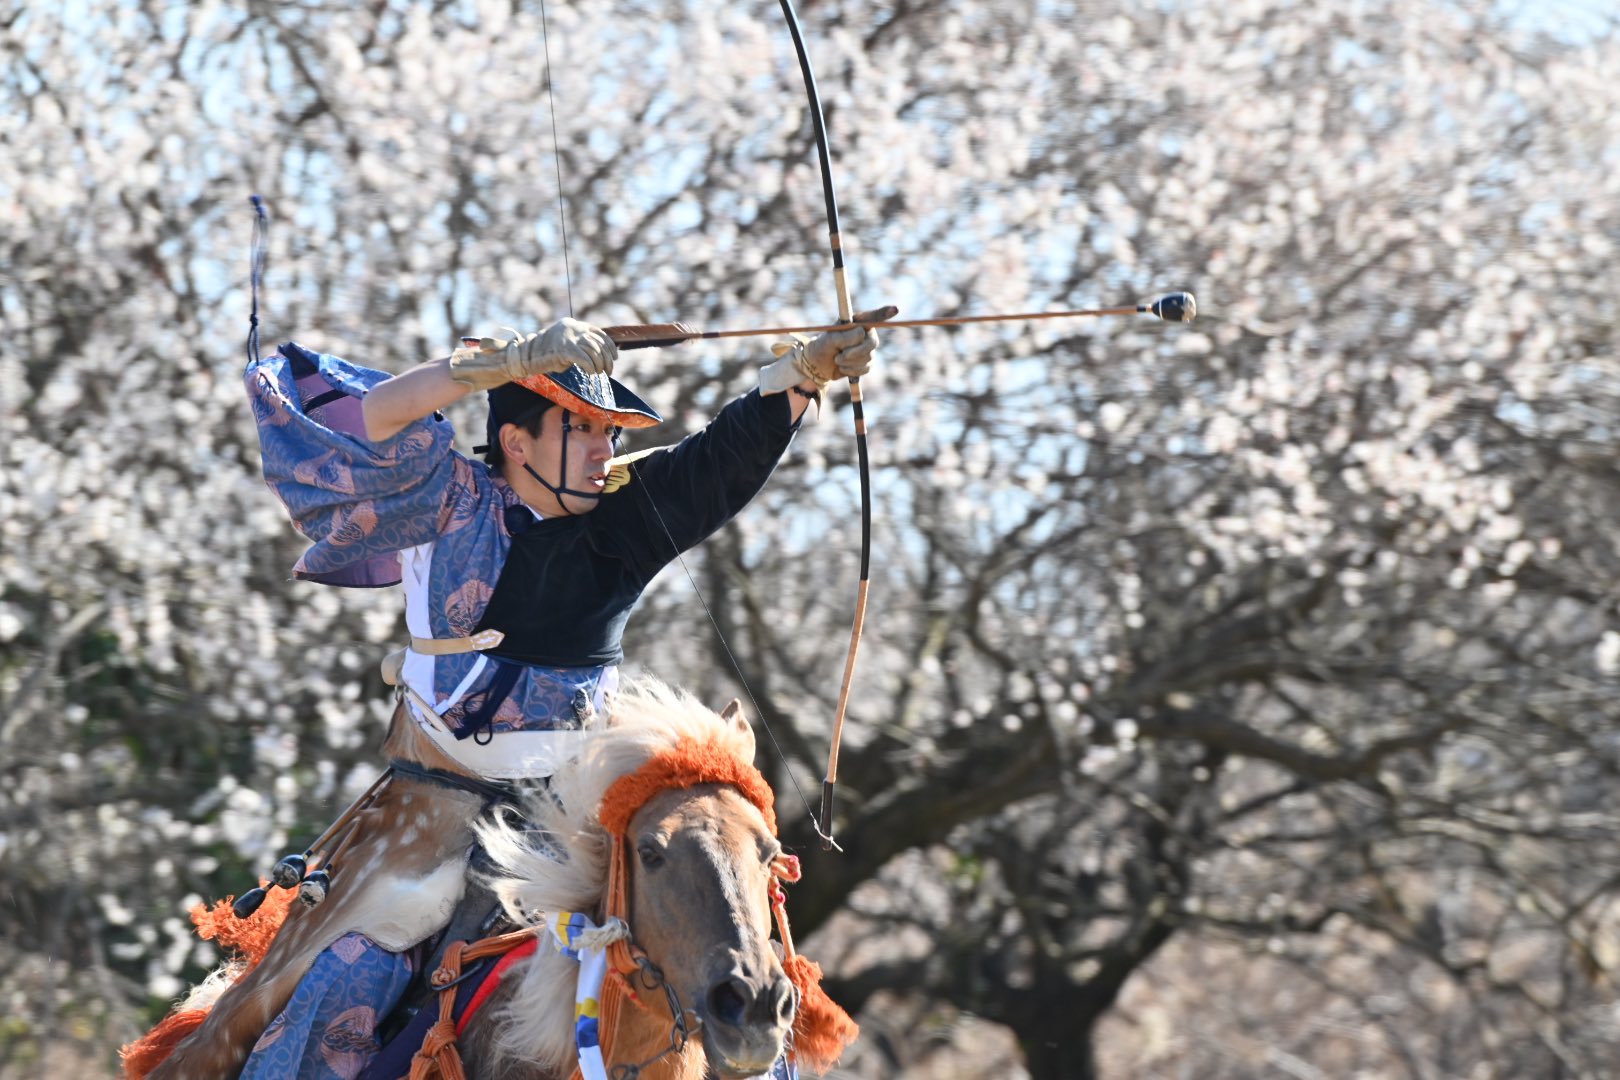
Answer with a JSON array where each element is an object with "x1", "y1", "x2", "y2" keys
[
  {"x1": 758, "y1": 325, "x2": 879, "y2": 396},
  {"x1": 449, "y1": 318, "x2": 618, "y2": 391}
]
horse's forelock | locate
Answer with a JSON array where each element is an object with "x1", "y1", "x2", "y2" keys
[
  {"x1": 494, "y1": 676, "x2": 755, "y2": 851},
  {"x1": 566, "y1": 679, "x2": 755, "y2": 812}
]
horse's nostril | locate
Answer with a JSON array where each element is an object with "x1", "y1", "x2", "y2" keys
[
  {"x1": 764, "y1": 974, "x2": 795, "y2": 1026},
  {"x1": 707, "y1": 977, "x2": 750, "y2": 1028}
]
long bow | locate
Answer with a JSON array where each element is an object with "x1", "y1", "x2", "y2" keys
[{"x1": 775, "y1": 0, "x2": 867, "y2": 852}]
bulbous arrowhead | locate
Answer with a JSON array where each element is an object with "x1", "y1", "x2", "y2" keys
[
  {"x1": 232, "y1": 887, "x2": 268, "y2": 919},
  {"x1": 269, "y1": 853, "x2": 308, "y2": 889},
  {"x1": 298, "y1": 870, "x2": 332, "y2": 907},
  {"x1": 1149, "y1": 292, "x2": 1196, "y2": 322}
]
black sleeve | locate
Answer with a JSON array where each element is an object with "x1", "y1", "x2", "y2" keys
[{"x1": 591, "y1": 388, "x2": 802, "y2": 583}]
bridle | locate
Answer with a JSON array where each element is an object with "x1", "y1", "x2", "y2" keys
[{"x1": 603, "y1": 954, "x2": 698, "y2": 1080}]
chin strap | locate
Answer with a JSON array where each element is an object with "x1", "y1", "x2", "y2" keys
[
  {"x1": 521, "y1": 461, "x2": 598, "y2": 514},
  {"x1": 519, "y1": 415, "x2": 620, "y2": 515}
]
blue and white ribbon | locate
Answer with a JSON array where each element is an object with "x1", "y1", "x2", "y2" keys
[
  {"x1": 543, "y1": 910, "x2": 795, "y2": 1080},
  {"x1": 545, "y1": 910, "x2": 628, "y2": 1080}
]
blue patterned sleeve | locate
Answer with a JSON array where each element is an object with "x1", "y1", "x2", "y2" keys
[{"x1": 246, "y1": 342, "x2": 464, "y2": 585}]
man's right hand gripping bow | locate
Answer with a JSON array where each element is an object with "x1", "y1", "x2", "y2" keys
[{"x1": 449, "y1": 317, "x2": 619, "y2": 390}]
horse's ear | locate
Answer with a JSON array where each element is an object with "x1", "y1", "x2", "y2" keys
[{"x1": 719, "y1": 698, "x2": 755, "y2": 752}]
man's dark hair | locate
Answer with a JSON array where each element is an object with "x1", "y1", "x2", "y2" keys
[{"x1": 482, "y1": 398, "x2": 553, "y2": 471}]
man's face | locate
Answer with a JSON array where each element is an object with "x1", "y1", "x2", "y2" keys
[{"x1": 502, "y1": 408, "x2": 618, "y2": 515}]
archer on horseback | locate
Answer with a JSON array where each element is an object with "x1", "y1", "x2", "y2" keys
[{"x1": 135, "y1": 316, "x2": 877, "y2": 1080}]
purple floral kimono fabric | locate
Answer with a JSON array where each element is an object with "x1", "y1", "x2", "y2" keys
[
  {"x1": 245, "y1": 342, "x2": 461, "y2": 584},
  {"x1": 240, "y1": 933, "x2": 413, "y2": 1080}
]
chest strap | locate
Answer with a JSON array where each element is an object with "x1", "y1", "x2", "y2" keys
[
  {"x1": 410, "y1": 629, "x2": 505, "y2": 655},
  {"x1": 380, "y1": 630, "x2": 505, "y2": 689}
]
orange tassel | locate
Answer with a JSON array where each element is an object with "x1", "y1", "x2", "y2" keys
[
  {"x1": 189, "y1": 885, "x2": 296, "y2": 967},
  {"x1": 783, "y1": 954, "x2": 858, "y2": 1075},
  {"x1": 119, "y1": 886, "x2": 296, "y2": 1078},
  {"x1": 598, "y1": 737, "x2": 777, "y2": 838},
  {"x1": 120, "y1": 1009, "x2": 209, "y2": 1080}
]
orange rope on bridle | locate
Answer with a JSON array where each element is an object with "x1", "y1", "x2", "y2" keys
[{"x1": 407, "y1": 928, "x2": 540, "y2": 1080}]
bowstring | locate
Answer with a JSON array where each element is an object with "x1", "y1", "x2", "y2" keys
[
  {"x1": 535, "y1": 5, "x2": 821, "y2": 832},
  {"x1": 627, "y1": 459, "x2": 824, "y2": 835},
  {"x1": 537, "y1": 0, "x2": 575, "y2": 317}
]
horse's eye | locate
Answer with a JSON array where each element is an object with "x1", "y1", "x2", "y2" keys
[{"x1": 637, "y1": 841, "x2": 665, "y2": 869}]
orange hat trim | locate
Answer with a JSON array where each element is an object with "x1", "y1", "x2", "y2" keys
[{"x1": 515, "y1": 373, "x2": 661, "y2": 430}]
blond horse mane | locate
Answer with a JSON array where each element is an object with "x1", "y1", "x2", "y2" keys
[{"x1": 471, "y1": 675, "x2": 760, "y2": 1076}]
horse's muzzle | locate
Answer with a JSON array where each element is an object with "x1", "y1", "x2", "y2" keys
[{"x1": 701, "y1": 964, "x2": 795, "y2": 1076}]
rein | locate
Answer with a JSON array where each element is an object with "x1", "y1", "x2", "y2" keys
[
  {"x1": 388, "y1": 759, "x2": 519, "y2": 807},
  {"x1": 406, "y1": 929, "x2": 541, "y2": 1080}
]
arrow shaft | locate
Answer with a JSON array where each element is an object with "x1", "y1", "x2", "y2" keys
[
  {"x1": 605, "y1": 305, "x2": 1156, "y2": 350},
  {"x1": 710, "y1": 305, "x2": 1148, "y2": 337}
]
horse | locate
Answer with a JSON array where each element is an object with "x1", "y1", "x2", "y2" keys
[{"x1": 123, "y1": 677, "x2": 856, "y2": 1079}]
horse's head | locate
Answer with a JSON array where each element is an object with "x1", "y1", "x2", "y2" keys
[
  {"x1": 476, "y1": 679, "x2": 854, "y2": 1078},
  {"x1": 628, "y1": 776, "x2": 794, "y2": 1076},
  {"x1": 608, "y1": 700, "x2": 794, "y2": 1078}
]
